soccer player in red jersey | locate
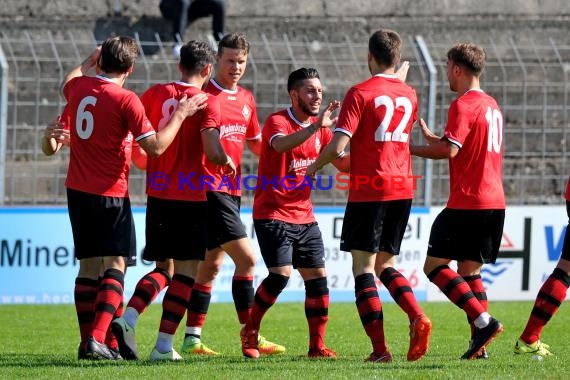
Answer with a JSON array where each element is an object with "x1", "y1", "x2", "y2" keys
[
  {"x1": 182, "y1": 33, "x2": 283, "y2": 356},
  {"x1": 41, "y1": 36, "x2": 202, "y2": 360},
  {"x1": 410, "y1": 42, "x2": 505, "y2": 360},
  {"x1": 240, "y1": 67, "x2": 350, "y2": 359},
  {"x1": 514, "y1": 176, "x2": 570, "y2": 357},
  {"x1": 307, "y1": 29, "x2": 432, "y2": 363},
  {"x1": 110, "y1": 40, "x2": 235, "y2": 361}
]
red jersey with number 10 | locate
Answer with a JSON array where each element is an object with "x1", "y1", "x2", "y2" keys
[
  {"x1": 202, "y1": 79, "x2": 261, "y2": 196},
  {"x1": 253, "y1": 108, "x2": 333, "y2": 224},
  {"x1": 62, "y1": 75, "x2": 155, "y2": 197},
  {"x1": 335, "y1": 74, "x2": 418, "y2": 202},
  {"x1": 444, "y1": 89, "x2": 505, "y2": 209},
  {"x1": 140, "y1": 81, "x2": 221, "y2": 201}
]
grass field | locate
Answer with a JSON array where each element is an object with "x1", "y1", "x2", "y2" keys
[{"x1": 0, "y1": 301, "x2": 568, "y2": 379}]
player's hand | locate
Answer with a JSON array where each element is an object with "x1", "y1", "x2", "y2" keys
[
  {"x1": 317, "y1": 100, "x2": 341, "y2": 129},
  {"x1": 396, "y1": 61, "x2": 410, "y2": 82},
  {"x1": 418, "y1": 118, "x2": 439, "y2": 144},
  {"x1": 83, "y1": 46, "x2": 102, "y2": 70},
  {"x1": 45, "y1": 116, "x2": 70, "y2": 145},
  {"x1": 306, "y1": 162, "x2": 318, "y2": 177},
  {"x1": 175, "y1": 94, "x2": 206, "y2": 118},
  {"x1": 223, "y1": 155, "x2": 237, "y2": 177},
  {"x1": 186, "y1": 93, "x2": 208, "y2": 116}
]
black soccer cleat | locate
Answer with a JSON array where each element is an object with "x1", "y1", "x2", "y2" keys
[{"x1": 461, "y1": 318, "x2": 503, "y2": 360}]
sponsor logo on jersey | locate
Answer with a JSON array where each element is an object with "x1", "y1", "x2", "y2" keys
[{"x1": 220, "y1": 123, "x2": 247, "y2": 140}]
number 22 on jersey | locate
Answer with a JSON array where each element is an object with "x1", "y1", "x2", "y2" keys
[{"x1": 373, "y1": 95, "x2": 413, "y2": 143}]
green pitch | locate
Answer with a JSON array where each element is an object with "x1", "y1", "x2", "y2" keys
[{"x1": 0, "y1": 301, "x2": 568, "y2": 379}]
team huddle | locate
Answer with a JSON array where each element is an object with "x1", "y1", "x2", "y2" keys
[{"x1": 41, "y1": 29, "x2": 570, "y2": 363}]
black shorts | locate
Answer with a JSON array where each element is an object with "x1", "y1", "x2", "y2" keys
[
  {"x1": 254, "y1": 219, "x2": 325, "y2": 269},
  {"x1": 340, "y1": 199, "x2": 412, "y2": 255},
  {"x1": 562, "y1": 201, "x2": 570, "y2": 261},
  {"x1": 206, "y1": 191, "x2": 248, "y2": 250},
  {"x1": 67, "y1": 188, "x2": 135, "y2": 260},
  {"x1": 427, "y1": 208, "x2": 505, "y2": 264},
  {"x1": 143, "y1": 196, "x2": 208, "y2": 261}
]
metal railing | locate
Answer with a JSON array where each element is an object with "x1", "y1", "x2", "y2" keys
[{"x1": 0, "y1": 30, "x2": 568, "y2": 206}]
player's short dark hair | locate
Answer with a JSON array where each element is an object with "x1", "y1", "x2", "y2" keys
[
  {"x1": 447, "y1": 43, "x2": 486, "y2": 76},
  {"x1": 287, "y1": 67, "x2": 320, "y2": 92},
  {"x1": 218, "y1": 32, "x2": 250, "y2": 55},
  {"x1": 179, "y1": 40, "x2": 216, "y2": 75},
  {"x1": 368, "y1": 29, "x2": 402, "y2": 68},
  {"x1": 99, "y1": 36, "x2": 140, "y2": 74}
]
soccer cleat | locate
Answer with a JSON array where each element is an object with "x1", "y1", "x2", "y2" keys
[
  {"x1": 407, "y1": 314, "x2": 432, "y2": 361},
  {"x1": 258, "y1": 335, "x2": 286, "y2": 355},
  {"x1": 109, "y1": 347, "x2": 123, "y2": 360},
  {"x1": 514, "y1": 339, "x2": 553, "y2": 357},
  {"x1": 111, "y1": 317, "x2": 139, "y2": 360},
  {"x1": 464, "y1": 340, "x2": 489, "y2": 359},
  {"x1": 366, "y1": 351, "x2": 393, "y2": 363},
  {"x1": 461, "y1": 317, "x2": 503, "y2": 360},
  {"x1": 181, "y1": 337, "x2": 220, "y2": 356},
  {"x1": 77, "y1": 345, "x2": 88, "y2": 360},
  {"x1": 150, "y1": 347, "x2": 183, "y2": 361},
  {"x1": 85, "y1": 336, "x2": 116, "y2": 360},
  {"x1": 476, "y1": 348, "x2": 489, "y2": 359},
  {"x1": 240, "y1": 327, "x2": 260, "y2": 359},
  {"x1": 307, "y1": 347, "x2": 337, "y2": 359}
]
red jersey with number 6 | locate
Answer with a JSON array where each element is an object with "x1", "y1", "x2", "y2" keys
[
  {"x1": 202, "y1": 79, "x2": 261, "y2": 196},
  {"x1": 335, "y1": 74, "x2": 418, "y2": 202},
  {"x1": 62, "y1": 75, "x2": 155, "y2": 197},
  {"x1": 253, "y1": 108, "x2": 332, "y2": 224},
  {"x1": 444, "y1": 89, "x2": 505, "y2": 209},
  {"x1": 140, "y1": 81, "x2": 221, "y2": 201}
]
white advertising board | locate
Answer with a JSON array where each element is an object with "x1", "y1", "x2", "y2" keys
[{"x1": 0, "y1": 206, "x2": 567, "y2": 304}]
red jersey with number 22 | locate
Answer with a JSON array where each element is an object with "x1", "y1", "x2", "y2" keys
[
  {"x1": 444, "y1": 89, "x2": 505, "y2": 209},
  {"x1": 140, "y1": 81, "x2": 221, "y2": 201},
  {"x1": 63, "y1": 75, "x2": 155, "y2": 197},
  {"x1": 253, "y1": 108, "x2": 332, "y2": 224},
  {"x1": 335, "y1": 74, "x2": 418, "y2": 202}
]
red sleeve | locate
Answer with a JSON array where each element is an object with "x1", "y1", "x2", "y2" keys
[
  {"x1": 122, "y1": 92, "x2": 155, "y2": 140},
  {"x1": 444, "y1": 99, "x2": 472, "y2": 148},
  {"x1": 262, "y1": 113, "x2": 288, "y2": 148},
  {"x1": 565, "y1": 176, "x2": 570, "y2": 201},
  {"x1": 245, "y1": 94, "x2": 261, "y2": 140},
  {"x1": 335, "y1": 87, "x2": 363, "y2": 137},
  {"x1": 200, "y1": 94, "x2": 221, "y2": 131}
]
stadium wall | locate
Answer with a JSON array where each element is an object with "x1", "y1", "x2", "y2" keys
[{"x1": 0, "y1": 206, "x2": 567, "y2": 304}]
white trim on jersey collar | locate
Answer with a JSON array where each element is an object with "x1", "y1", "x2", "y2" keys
[
  {"x1": 287, "y1": 108, "x2": 312, "y2": 127},
  {"x1": 373, "y1": 73, "x2": 398, "y2": 79},
  {"x1": 463, "y1": 88, "x2": 485, "y2": 95},
  {"x1": 95, "y1": 74, "x2": 115, "y2": 82},
  {"x1": 210, "y1": 78, "x2": 238, "y2": 94},
  {"x1": 174, "y1": 81, "x2": 200, "y2": 88}
]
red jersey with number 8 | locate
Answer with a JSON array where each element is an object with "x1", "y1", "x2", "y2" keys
[
  {"x1": 62, "y1": 75, "x2": 155, "y2": 197},
  {"x1": 335, "y1": 74, "x2": 418, "y2": 202},
  {"x1": 443, "y1": 89, "x2": 505, "y2": 209},
  {"x1": 140, "y1": 81, "x2": 221, "y2": 201}
]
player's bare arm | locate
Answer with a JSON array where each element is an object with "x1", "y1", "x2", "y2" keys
[
  {"x1": 201, "y1": 128, "x2": 237, "y2": 176},
  {"x1": 138, "y1": 93, "x2": 198, "y2": 157},
  {"x1": 410, "y1": 139, "x2": 459, "y2": 160},
  {"x1": 60, "y1": 46, "x2": 101, "y2": 97},
  {"x1": 41, "y1": 116, "x2": 69, "y2": 156},
  {"x1": 246, "y1": 138, "x2": 262, "y2": 156},
  {"x1": 307, "y1": 132, "x2": 350, "y2": 176},
  {"x1": 272, "y1": 101, "x2": 341, "y2": 153}
]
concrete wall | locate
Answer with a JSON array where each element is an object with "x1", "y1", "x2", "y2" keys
[{"x1": 1, "y1": 0, "x2": 569, "y2": 17}]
